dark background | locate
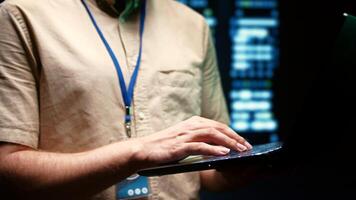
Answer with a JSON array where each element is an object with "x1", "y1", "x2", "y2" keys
[
  {"x1": 202, "y1": 0, "x2": 356, "y2": 199},
  {"x1": 1, "y1": 0, "x2": 356, "y2": 199}
]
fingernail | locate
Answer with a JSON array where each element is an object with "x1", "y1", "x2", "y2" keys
[
  {"x1": 237, "y1": 143, "x2": 247, "y2": 151},
  {"x1": 244, "y1": 141, "x2": 253, "y2": 149},
  {"x1": 219, "y1": 147, "x2": 230, "y2": 155}
]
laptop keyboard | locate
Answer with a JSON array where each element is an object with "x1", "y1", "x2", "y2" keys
[{"x1": 199, "y1": 142, "x2": 283, "y2": 163}]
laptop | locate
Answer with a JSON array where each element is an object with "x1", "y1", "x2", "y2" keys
[
  {"x1": 138, "y1": 142, "x2": 283, "y2": 176},
  {"x1": 137, "y1": 13, "x2": 356, "y2": 177}
]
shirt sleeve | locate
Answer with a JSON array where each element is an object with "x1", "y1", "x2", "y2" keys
[
  {"x1": 200, "y1": 23, "x2": 230, "y2": 125},
  {"x1": 0, "y1": 4, "x2": 39, "y2": 149}
]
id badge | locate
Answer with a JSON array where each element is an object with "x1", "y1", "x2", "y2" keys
[{"x1": 116, "y1": 174, "x2": 150, "y2": 200}]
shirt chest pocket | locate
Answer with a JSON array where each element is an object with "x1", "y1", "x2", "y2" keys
[
  {"x1": 153, "y1": 67, "x2": 203, "y2": 127},
  {"x1": 158, "y1": 68, "x2": 197, "y2": 88}
]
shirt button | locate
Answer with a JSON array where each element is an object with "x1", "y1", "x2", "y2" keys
[{"x1": 138, "y1": 112, "x2": 145, "y2": 120}]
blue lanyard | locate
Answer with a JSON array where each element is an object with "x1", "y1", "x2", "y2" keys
[{"x1": 81, "y1": 0, "x2": 147, "y2": 137}]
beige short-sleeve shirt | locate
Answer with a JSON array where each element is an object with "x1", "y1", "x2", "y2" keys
[{"x1": 0, "y1": 0, "x2": 229, "y2": 199}]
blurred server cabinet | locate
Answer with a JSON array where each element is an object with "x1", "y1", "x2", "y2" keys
[{"x1": 178, "y1": 0, "x2": 280, "y2": 144}]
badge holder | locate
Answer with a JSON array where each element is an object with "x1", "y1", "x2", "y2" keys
[{"x1": 116, "y1": 174, "x2": 151, "y2": 199}]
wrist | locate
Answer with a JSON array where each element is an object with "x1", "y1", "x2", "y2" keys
[{"x1": 127, "y1": 138, "x2": 153, "y2": 170}]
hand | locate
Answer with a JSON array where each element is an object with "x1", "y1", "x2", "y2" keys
[{"x1": 132, "y1": 116, "x2": 252, "y2": 168}]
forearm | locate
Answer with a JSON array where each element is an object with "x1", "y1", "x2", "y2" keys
[
  {"x1": 0, "y1": 116, "x2": 253, "y2": 198},
  {"x1": 0, "y1": 140, "x2": 144, "y2": 199}
]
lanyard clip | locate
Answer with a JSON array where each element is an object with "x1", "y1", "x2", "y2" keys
[
  {"x1": 125, "y1": 106, "x2": 132, "y2": 138},
  {"x1": 125, "y1": 121, "x2": 132, "y2": 138}
]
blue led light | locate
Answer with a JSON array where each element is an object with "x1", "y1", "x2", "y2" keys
[
  {"x1": 189, "y1": 0, "x2": 208, "y2": 8},
  {"x1": 205, "y1": 17, "x2": 217, "y2": 27},
  {"x1": 230, "y1": 0, "x2": 279, "y2": 134},
  {"x1": 236, "y1": 18, "x2": 278, "y2": 27},
  {"x1": 236, "y1": 0, "x2": 277, "y2": 9},
  {"x1": 234, "y1": 45, "x2": 273, "y2": 53}
]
